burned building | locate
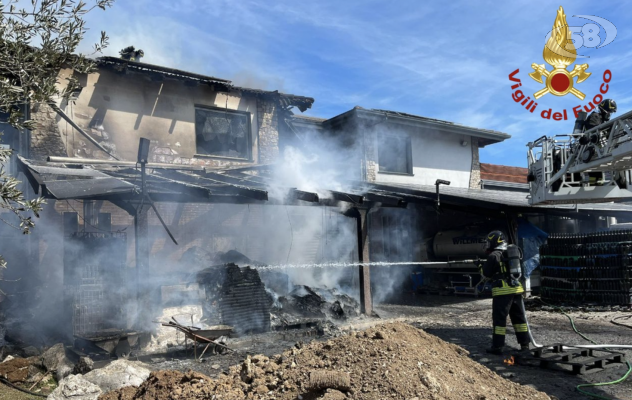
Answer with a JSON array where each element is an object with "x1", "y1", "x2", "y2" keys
[
  {"x1": 288, "y1": 107, "x2": 632, "y2": 301},
  {"x1": 4, "y1": 53, "x2": 632, "y2": 352},
  {"x1": 0, "y1": 56, "x2": 331, "y2": 345}
]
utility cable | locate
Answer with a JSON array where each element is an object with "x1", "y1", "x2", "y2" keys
[{"x1": 537, "y1": 299, "x2": 631, "y2": 400}]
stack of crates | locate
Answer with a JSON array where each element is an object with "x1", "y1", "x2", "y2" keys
[{"x1": 540, "y1": 231, "x2": 632, "y2": 306}]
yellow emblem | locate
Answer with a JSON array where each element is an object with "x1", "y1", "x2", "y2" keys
[{"x1": 529, "y1": 6, "x2": 591, "y2": 100}]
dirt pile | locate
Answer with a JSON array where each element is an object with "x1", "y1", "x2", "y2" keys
[
  {"x1": 100, "y1": 322, "x2": 551, "y2": 400},
  {"x1": 0, "y1": 357, "x2": 31, "y2": 383},
  {"x1": 0, "y1": 355, "x2": 56, "y2": 395}
]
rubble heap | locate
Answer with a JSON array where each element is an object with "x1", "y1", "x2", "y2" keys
[
  {"x1": 100, "y1": 322, "x2": 552, "y2": 400},
  {"x1": 197, "y1": 263, "x2": 271, "y2": 335}
]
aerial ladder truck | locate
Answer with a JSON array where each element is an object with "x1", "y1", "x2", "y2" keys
[{"x1": 527, "y1": 110, "x2": 632, "y2": 205}]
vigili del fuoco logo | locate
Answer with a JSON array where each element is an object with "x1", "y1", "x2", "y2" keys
[{"x1": 508, "y1": 6, "x2": 616, "y2": 121}]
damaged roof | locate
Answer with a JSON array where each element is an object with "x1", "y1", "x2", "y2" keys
[
  {"x1": 16, "y1": 157, "x2": 632, "y2": 220},
  {"x1": 292, "y1": 107, "x2": 510, "y2": 147},
  {"x1": 18, "y1": 156, "x2": 269, "y2": 204},
  {"x1": 97, "y1": 56, "x2": 314, "y2": 112},
  {"x1": 367, "y1": 181, "x2": 632, "y2": 218},
  {"x1": 369, "y1": 109, "x2": 510, "y2": 145}
]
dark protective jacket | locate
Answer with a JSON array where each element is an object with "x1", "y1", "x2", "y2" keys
[
  {"x1": 481, "y1": 249, "x2": 524, "y2": 297},
  {"x1": 584, "y1": 110, "x2": 608, "y2": 131}
]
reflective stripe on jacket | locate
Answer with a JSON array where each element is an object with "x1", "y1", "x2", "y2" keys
[{"x1": 491, "y1": 279, "x2": 524, "y2": 296}]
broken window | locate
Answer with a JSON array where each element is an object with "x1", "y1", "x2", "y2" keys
[
  {"x1": 378, "y1": 132, "x2": 412, "y2": 174},
  {"x1": 195, "y1": 107, "x2": 251, "y2": 160}
]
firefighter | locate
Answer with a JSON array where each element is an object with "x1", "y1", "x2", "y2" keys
[
  {"x1": 584, "y1": 99, "x2": 617, "y2": 132},
  {"x1": 480, "y1": 230, "x2": 530, "y2": 355}
]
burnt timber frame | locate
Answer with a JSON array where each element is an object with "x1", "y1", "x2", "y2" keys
[{"x1": 17, "y1": 156, "x2": 632, "y2": 318}]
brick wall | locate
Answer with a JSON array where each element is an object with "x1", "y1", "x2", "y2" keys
[
  {"x1": 29, "y1": 103, "x2": 67, "y2": 161},
  {"x1": 48, "y1": 200, "x2": 272, "y2": 270},
  {"x1": 469, "y1": 138, "x2": 481, "y2": 189}
]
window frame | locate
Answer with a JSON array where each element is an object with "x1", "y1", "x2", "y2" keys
[
  {"x1": 377, "y1": 131, "x2": 413, "y2": 175},
  {"x1": 193, "y1": 105, "x2": 254, "y2": 162}
]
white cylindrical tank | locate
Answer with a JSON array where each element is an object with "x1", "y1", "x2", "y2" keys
[{"x1": 433, "y1": 229, "x2": 488, "y2": 259}]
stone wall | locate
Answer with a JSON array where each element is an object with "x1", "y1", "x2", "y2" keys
[
  {"x1": 256, "y1": 98, "x2": 279, "y2": 164},
  {"x1": 364, "y1": 130, "x2": 378, "y2": 182},
  {"x1": 29, "y1": 103, "x2": 67, "y2": 161},
  {"x1": 469, "y1": 138, "x2": 481, "y2": 189}
]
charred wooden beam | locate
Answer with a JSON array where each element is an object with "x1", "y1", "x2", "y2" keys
[
  {"x1": 144, "y1": 176, "x2": 210, "y2": 199},
  {"x1": 318, "y1": 199, "x2": 358, "y2": 208},
  {"x1": 204, "y1": 171, "x2": 266, "y2": 187},
  {"x1": 210, "y1": 164, "x2": 273, "y2": 172},
  {"x1": 291, "y1": 189, "x2": 319, "y2": 203},
  {"x1": 16, "y1": 157, "x2": 43, "y2": 195},
  {"x1": 221, "y1": 171, "x2": 267, "y2": 185},
  {"x1": 48, "y1": 104, "x2": 120, "y2": 160},
  {"x1": 324, "y1": 190, "x2": 363, "y2": 204},
  {"x1": 155, "y1": 170, "x2": 268, "y2": 201},
  {"x1": 147, "y1": 193, "x2": 264, "y2": 204},
  {"x1": 363, "y1": 192, "x2": 407, "y2": 208},
  {"x1": 48, "y1": 156, "x2": 205, "y2": 171}
]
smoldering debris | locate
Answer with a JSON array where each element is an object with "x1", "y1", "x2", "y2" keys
[
  {"x1": 187, "y1": 248, "x2": 360, "y2": 336},
  {"x1": 271, "y1": 285, "x2": 360, "y2": 330},
  {"x1": 196, "y1": 263, "x2": 272, "y2": 335}
]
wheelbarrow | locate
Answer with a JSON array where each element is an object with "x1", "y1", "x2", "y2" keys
[{"x1": 162, "y1": 318, "x2": 234, "y2": 360}]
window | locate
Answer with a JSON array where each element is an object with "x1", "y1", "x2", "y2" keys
[
  {"x1": 378, "y1": 133, "x2": 412, "y2": 174},
  {"x1": 195, "y1": 107, "x2": 252, "y2": 160}
]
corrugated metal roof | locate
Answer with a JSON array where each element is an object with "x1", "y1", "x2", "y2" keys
[
  {"x1": 16, "y1": 156, "x2": 632, "y2": 218},
  {"x1": 367, "y1": 181, "x2": 632, "y2": 216}
]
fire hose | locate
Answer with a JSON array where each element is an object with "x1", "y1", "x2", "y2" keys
[
  {"x1": 520, "y1": 299, "x2": 632, "y2": 399},
  {"x1": 451, "y1": 259, "x2": 632, "y2": 399},
  {"x1": 0, "y1": 376, "x2": 47, "y2": 398}
]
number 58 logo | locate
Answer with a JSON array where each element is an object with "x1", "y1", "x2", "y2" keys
[{"x1": 545, "y1": 15, "x2": 617, "y2": 58}]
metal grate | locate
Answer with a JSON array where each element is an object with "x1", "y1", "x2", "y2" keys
[
  {"x1": 73, "y1": 281, "x2": 106, "y2": 336},
  {"x1": 66, "y1": 232, "x2": 127, "y2": 337}
]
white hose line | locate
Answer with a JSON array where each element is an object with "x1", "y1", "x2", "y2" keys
[
  {"x1": 563, "y1": 345, "x2": 632, "y2": 350},
  {"x1": 520, "y1": 300, "x2": 632, "y2": 350},
  {"x1": 519, "y1": 298, "x2": 544, "y2": 348}
]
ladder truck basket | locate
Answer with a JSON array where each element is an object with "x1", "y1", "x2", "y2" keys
[{"x1": 527, "y1": 110, "x2": 632, "y2": 205}]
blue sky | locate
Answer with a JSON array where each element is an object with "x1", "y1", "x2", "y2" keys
[{"x1": 79, "y1": 0, "x2": 632, "y2": 167}]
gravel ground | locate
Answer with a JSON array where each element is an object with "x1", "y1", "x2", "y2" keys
[
  {"x1": 373, "y1": 295, "x2": 632, "y2": 400},
  {"x1": 143, "y1": 296, "x2": 632, "y2": 399}
]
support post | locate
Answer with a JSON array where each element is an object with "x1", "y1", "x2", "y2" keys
[
  {"x1": 356, "y1": 207, "x2": 372, "y2": 315},
  {"x1": 135, "y1": 204, "x2": 149, "y2": 294},
  {"x1": 134, "y1": 162, "x2": 150, "y2": 327}
]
